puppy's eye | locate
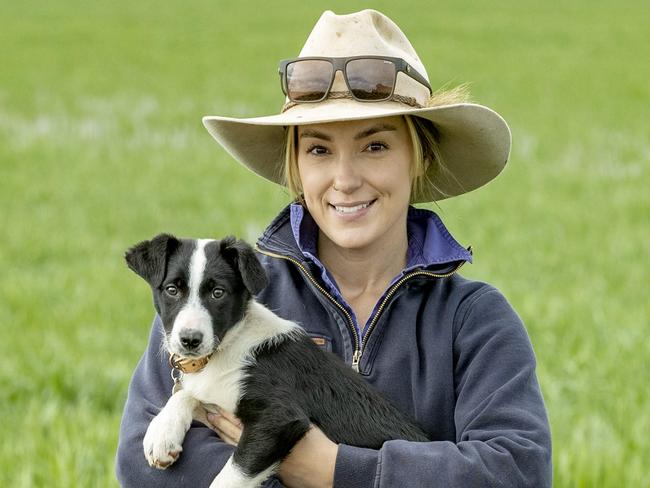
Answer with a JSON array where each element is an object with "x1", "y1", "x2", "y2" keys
[
  {"x1": 211, "y1": 287, "x2": 225, "y2": 299},
  {"x1": 165, "y1": 285, "x2": 179, "y2": 296}
]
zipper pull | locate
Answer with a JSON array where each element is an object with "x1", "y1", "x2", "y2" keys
[{"x1": 352, "y1": 349, "x2": 362, "y2": 372}]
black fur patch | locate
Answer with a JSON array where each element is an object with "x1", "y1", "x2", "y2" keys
[
  {"x1": 238, "y1": 334, "x2": 428, "y2": 454},
  {"x1": 219, "y1": 237, "x2": 269, "y2": 295},
  {"x1": 125, "y1": 233, "x2": 181, "y2": 288}
]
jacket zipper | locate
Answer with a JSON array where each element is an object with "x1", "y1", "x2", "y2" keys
[
  {"x1": 256, "y1": 246, "x2": 361, "y2": 363},
  {"x1": 256, "y1": 245, "x2": 468, "y2": 372},
  {"x1": 358, "y1": 261, "x2": 468, "y2": 368}
]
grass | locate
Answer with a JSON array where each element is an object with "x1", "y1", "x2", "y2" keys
[{"x1": 1, "y1": 0, "x2": 648, "y2": 486}]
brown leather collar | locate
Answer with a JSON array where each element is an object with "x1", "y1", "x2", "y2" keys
[{"x1": 169, "y1": 353, "x2": 212, "y2": 374}]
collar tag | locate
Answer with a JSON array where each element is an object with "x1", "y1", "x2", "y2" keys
[
  {"x1": 171, "y1": 370, "x2": 183, "y2": 395},
  {"x1": 169, "y1": 362, "x2": 184, "y2": 395}
]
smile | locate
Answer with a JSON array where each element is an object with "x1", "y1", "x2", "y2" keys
[{"x1": 331, "y1": 200, "x2": 376, "y2": 214}]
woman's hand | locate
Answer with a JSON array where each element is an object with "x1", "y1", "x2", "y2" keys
[
  {"x1": 206, "y1": 406, "x2": 242, "y2": 446},
  {"x1": 278, "y1": 425, "x2": 337, "y2": 488},
  {"x1": 207, "y1": 407, "x2": 338, "y2": 488}
]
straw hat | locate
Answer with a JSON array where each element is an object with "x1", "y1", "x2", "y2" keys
[{"x1": 202, "y1": 9, "x2": 511, "y2": 202}]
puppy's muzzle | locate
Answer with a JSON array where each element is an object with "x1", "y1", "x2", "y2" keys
[{"x1": 176, "y1": 329, "x2": 220, "y2": 357}]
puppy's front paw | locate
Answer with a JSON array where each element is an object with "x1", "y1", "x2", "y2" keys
[{"x1": 143, "y1": 412, "x2": 186, "y2": 469}]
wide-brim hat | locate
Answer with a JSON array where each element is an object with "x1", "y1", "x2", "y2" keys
[{"x1": 203, "y1": 9, "x2": 511, "y2": 202}]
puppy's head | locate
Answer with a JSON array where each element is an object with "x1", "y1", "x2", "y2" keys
[{"x1": 125, "y1": 234, "x2": 268, "y2": 358}]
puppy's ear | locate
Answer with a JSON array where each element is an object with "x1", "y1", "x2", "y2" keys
[
  {"x1": 125, "y1": 233, "x2": 180, "y2": 288},
  {"x1": 221, "y1": 237, "x2": 268, "y2": 295}
]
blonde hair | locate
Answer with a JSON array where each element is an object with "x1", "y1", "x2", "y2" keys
[{"x1": 282, "y1": 85, "x2": 470, "y2": 203}]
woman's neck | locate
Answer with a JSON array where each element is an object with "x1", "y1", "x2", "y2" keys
[{"x1": 318, "y1": 228, "x2": 408, "y2": 324}]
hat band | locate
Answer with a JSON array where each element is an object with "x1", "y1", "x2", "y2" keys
[{"x1": 281, "y1": 90, "x2": 423, "y2": 113}]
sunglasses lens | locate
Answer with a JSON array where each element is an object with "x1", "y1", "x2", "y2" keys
[
  {"x1": 286, "y1": 60, "x2": 334, "y2": 102},
  {"x1": 346, "y1": 58, "x2": 396, "y2": 100}
]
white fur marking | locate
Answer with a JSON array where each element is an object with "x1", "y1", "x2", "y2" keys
[
  {"x1": 171, "y1": 239, "x2": 215, "y2": 356},
  {"x1": 210, "y1": 456, "x2": 278, "y2": 488},
  {"x1": 188, "y1": 239, "x2": 210, "y2": 305}
]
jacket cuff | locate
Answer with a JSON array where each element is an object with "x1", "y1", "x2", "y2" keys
[{"x1": 334, "y1": 444, "x2": 379, "y2": 488}]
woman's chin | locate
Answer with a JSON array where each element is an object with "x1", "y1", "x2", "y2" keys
[{"x1": 324, "y1": 227, "x2": 379, "y2": 251}]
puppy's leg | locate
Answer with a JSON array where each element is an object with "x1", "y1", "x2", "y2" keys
[
  {"x1": 210, "y1": 412, "x2": 310, "y2": 488},
  {"x1": 210, "y1": 456, "x2": 273, "y2": 488},
  {"x1": 143, "y1": 389, "x2": 199, "y2": 469}
]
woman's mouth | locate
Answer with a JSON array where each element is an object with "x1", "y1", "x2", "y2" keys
[{"x1": 330, "y1": 199, "x2": 376, "y2": 216}]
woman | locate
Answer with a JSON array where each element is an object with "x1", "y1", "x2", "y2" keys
[{"x1": 116, "y1": 9, "x2": 551, "y2": 487}]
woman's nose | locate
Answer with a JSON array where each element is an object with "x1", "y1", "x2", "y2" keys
[{"x1": 331, "y1": 157, "x2": 362, "y2": 193}]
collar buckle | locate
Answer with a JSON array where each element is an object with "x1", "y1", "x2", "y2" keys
[{"x1": 168, "y1": 353, "x2": 213, "y2": 374}]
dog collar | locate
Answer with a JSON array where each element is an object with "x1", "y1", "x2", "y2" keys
[{"x1": 169, "y1": 353, "x2": 212, "y2": 374}]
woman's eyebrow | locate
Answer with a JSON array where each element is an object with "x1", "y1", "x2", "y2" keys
[
  {"x1": 299, "y1": 123, "x2": 397, "y2": 142},
  {"x1": 354, "y1": 123, "x2": 397, "y2": 140},
  {"x1": 299, "y1": 129, "x2": 332, "y2": 141}
]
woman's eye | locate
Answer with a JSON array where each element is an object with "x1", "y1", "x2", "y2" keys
[
  {"x1": 165, "y1": 285, "x2": 178, "y2": 296},
  {"x1": 212, "y1": 288, "x2": 225, "y2": 299},
  {"x1": 366, "y1": 141, "x2": 388, "y2": 152},
  {"x1": 306, "y1": 144, "x2": 329, "y2": 156}
]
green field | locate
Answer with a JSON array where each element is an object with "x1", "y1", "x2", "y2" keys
[{"x1": 1, "y1": 0, "x2": 648, "y2": 486}]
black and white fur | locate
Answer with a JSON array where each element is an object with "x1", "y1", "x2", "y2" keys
[{"x1": 125, "y1": 233, "x2": 428, "y2": 488}]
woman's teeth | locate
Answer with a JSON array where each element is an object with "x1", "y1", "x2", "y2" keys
[{"x1": 334, "y1": 201, "x2": 372, "y2": 213}]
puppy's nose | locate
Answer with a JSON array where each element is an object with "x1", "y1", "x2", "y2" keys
[{"x1": 179, "y1": 330, "x2": 203, "y2": 350}]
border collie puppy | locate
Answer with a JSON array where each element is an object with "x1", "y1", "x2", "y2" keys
[{"x1": 125, "y1": 233, "x2": 428, "y2": 488}]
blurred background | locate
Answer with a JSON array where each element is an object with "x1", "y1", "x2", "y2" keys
[{"x1": 1, "y1": 0, "x2": 648, "y2": 486}]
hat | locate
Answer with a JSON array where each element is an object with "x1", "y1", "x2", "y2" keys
[{"x1": 202, "y1": 9, "x2": 511, "y2": 202}]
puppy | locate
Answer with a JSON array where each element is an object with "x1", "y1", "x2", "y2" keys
[{"x1": 125, "y1": 233, "x2": 428, "y2": 488}]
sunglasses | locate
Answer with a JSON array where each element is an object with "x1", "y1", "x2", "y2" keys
[{"x1": 279, "y1": 56, "x2": 432, "y2": 103}]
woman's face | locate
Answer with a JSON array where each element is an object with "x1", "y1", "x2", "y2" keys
[{"x1": 297, "y1": 116, "x2": 413, "y2": 253}]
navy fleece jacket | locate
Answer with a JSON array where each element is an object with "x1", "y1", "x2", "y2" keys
[{"x1": 116, "y1": 205, "x2": 552, "y2": 487}]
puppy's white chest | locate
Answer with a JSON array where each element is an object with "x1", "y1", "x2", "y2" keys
[
  {"x1": 181, "y1": 359, "x2": 245, "y2": 413},
  {"x1": 173, "y1": 301, "x2": 302, "y2": 414}
]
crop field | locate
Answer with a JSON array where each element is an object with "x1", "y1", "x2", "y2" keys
[{"x1": 1, "y1": 0, "x2": 648, "y2": 486}]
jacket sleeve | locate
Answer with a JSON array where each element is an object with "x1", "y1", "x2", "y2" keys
[
  {"x1": 115, "y1": 315, "x2": 285, "y2": 487},
  {"x1": 333, "y1": 287, "x2": 552, "y2": 488}
]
